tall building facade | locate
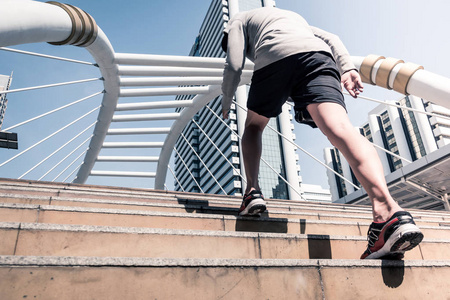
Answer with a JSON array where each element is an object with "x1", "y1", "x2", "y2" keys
[
  {"x1": 325, "y1": 95, "x2": 450, "y2": 200},
  {"x1": 174, "y1": 0, "x2": 306, "y2": 200}
]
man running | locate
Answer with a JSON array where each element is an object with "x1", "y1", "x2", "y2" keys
[{"x1": 221, "y1": 7, "x2": 423, "y2": 259}]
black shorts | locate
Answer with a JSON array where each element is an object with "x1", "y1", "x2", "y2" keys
[{"x1": 247, "y1": 51, "x2": 346, "y2": 128}]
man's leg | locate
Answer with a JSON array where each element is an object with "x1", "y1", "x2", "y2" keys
[
  {"x1": 307, "y1": 102, "x2": 423, "y2": 259},
  {"x1": 242, "y1": 109, "x2": 270, "y2": 194},
  {"x1": 237, "y1": 109, "x2": 269, "y2": 216},
  {"x1": 306, "y1": 102, "x2": 401, "y2": 222}
]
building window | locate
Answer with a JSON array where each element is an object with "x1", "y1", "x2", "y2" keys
[{"x1": 399, "y1": 96, "x2": 426, "y2": 159}]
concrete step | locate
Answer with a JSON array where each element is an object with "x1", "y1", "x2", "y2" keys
[
  {"x1": 0, "y1": 191, "x2": 381, "y2": 222},
  {"x1": 2, "y1": 222, "x2": 447, "y2": 260},
  {"x1": 1, "y1": 203, "x2": 449, "y2": 240},
  {"x1": 1, "y1": 178, "x2": 450, "y2": 298},
  {"x1": 1, "y1": 256, "x2": 449, "y2": 299},
  {"x1": 6, "y1": 177, "x2": 450, "y2": 213},
  {"x1": 2, "y1": 192, "x2": 450, "y2": 229},
  {"x1": 0, "y1": 179, "x2": 450, "y2": 218}
]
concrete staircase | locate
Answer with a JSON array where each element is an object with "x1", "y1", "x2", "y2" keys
[{"x1": 0, "y1": 178, "x2": 449, "y2": 299}]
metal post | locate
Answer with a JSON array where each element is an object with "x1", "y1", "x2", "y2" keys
[
  {"x1": 279, "y1": 104, "x2": 302, "y2": 200},
  {"x1": 443, "y1": 193, "x2": 450, "y2": 211}
]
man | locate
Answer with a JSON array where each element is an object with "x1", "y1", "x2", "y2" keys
[{"x1": 221, "y1": 7, "x2": 423, "y2": 259}]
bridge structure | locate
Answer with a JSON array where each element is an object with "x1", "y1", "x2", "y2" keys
[{"x1": 1, "y1": 0, "x2": 450, "y2": 210}]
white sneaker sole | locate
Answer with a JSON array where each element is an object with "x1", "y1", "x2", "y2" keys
[
  {"x1": 365, "y1": 223, "x2": 423, "y2": 259},
  {"x1": 239, "y1": 199, "x2": 267, "y2": 216}
]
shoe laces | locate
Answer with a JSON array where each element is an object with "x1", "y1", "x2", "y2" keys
[{"x1": 367, "y1": 226, "x2": 381, "y2": 247}]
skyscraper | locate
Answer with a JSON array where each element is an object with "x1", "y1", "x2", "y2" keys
[{"x1": 174, "y1": 0, "x2": 305, "y2": 200}]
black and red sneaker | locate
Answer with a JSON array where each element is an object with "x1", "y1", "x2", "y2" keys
[
  {"x1": 239, "y1": 190, "x2": 266, "y2": 216},
  {"x1": 361, "y1": 211, "x2": 423, "y2": 259}
]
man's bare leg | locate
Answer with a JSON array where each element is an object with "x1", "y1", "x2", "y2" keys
[
  {"x1": 306, "y1": 102, "x2": 402, "y2": 222},
  {"x1": 242, "y1": 109, "x2": 270, "y2": 195}
]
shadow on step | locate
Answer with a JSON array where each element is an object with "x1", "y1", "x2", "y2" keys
[
  {"x1": 177, "y1": 199, "x2": 239, "y2": 216},
  {"x1": 235, "y1": 216, "x2": 289, "y2": 233},
  {"x1": 306, "y1": 235, "x2": 332, "y2": 259},
  {"x1": 381, "y1": 260, "x2": 405, "y2": 288}
]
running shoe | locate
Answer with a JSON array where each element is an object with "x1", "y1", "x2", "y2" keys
[
  {"x1": 239, "y1": 190, "x2": 267, "y2": 216},
  {"x1": 361, "y1": 211, "x2": 423, "y2": 259}
]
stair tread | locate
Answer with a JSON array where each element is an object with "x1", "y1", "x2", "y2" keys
[
  {"x1": 2, "y1": 183, "x2": 450, "y2": 219},
  {"x1": 2, "y1": 221, "x2": 449, "y2": 243},
  {"x1": 2, "y1": 255, "x2": 450, "y2": 267},
  {"x1": 2, "y1": 220, "x2": 450, "y2": 235},
  {"x1": 2, "y1": 202, "x2": 450, "y2": 228}
]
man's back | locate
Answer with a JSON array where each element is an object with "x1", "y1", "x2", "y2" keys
[
  {"x1": 226, "y1": 7, "x2": 331, "y2": 70},
  {"x1": 222, "y1": 7, "x2": 355, "y2": 111}
]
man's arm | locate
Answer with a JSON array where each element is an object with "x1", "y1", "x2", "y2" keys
[
  {"x1": 222, "y1": 19, "x2": 247, "y2": 119},
  {"x1": 310, "y1": 26, "x2": 363, "y2": 98}
]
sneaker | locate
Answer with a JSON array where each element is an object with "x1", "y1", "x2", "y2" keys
[
  {"x1": 239, "y1": 190, "x2": 267, "y2": 216},
  {"x1": 360, "y1": 211, "x2": 423, "y2": 259}
]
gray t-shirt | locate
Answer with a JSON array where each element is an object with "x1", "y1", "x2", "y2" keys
[{"x1": 222, "y1": 7, "x2": 356, "y2": 111}]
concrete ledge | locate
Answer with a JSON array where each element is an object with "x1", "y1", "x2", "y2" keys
[
  {"x1": 2, "y1": 255, "x2": 450, "y2": 268},
  {"x1": 8, "y1": 221, "x2": 450, "y2": 244},
  {"x1": 1, "y1": 256, "x2": 450, "y2": 299},
  {"x1": 2, "y1": 202, "x2": 450, "y2": 240},
  {"x1": 3, "y1": 182, "x2": 450, "y2": 221},
  {"x1": 3, "y1": 221, "x2": 449, "y2": 260},
  {"x1": 0, "y1": 184, "x2": 177, "y2": 201}
]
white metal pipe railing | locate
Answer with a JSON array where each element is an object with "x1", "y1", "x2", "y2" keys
[
  {"x1": 89, "y1": 171, "x2": 156, "y2": 178},
  {"x1": 119, "y1": 76, "x2": 251, "y2": 87},
  {"x1": 0, "y1": 78, "x2": 102, "y2": 95},
  {"x1": 19, "y1": 121, "x2": 97, "y2": 179},
  {"x1": 173, "y1": 147, "x2": 204, "y2": 193},
  {"x1": 0, "y1": 0, "x2": 119, "y2": 185},
  {"x1": 40, "y1": 135, "x2": 93, "y2": 181},
  {"x1": 351, "y1": 56, "x2": 450, "y2": 111},
  {"x1": 119, "y1": 86, "x2": 212, "y2": 97},
  {"x1": 112, "y1": 113, "x2": 180, "y2": 122},
  {"x1": 114, "y1": 53, "x2": 254, "y2": 70},
  {"x1": 192, "y1": 119, "x2": 246, "y2": 184},
  {"x1": 53, "y1": 149, "x2": 89, "y2": 182},
  {"x1": 115, "y1": 100, "x2": 193, "y2": 111},
  {"x1": 345, "y1": 92, "x2": 450, "y2": 122},
  {"x1": 180, "y1": 132, "x2": 227, "y2": 195},
  {"x1": 0, "y1": 47, "x2": 97, "y2": 66},
  {"x1": 154, "y1": 86, "x2": 224, "y2": 190},
  {"x1": 107, "y1": 127, "x2": 171, "y2": 135},
  {"x1": 371, "y1": 143, "x2": 412, "y2": 164},
  {"x1": 74, "y1": 28, "x2": 121, "y2": 184},
  {"x1": 63, "y1": 162, "x2": 84, "y2": 183},
  {"x1": 168, "y1": 165, "x2": 185, "y2": 192},
  {"x1": 96, "y1": 156, "x2": 159, "y2": 162},
  {"x1": 117, "y1": 65, "x2": 253, "y2": 77},
  {"x1": 4, "y1": 91, "x2": 102, "y2": 131},
  {"x1": 205, "y1": 104, "x2": 307, "y2": 199},
  {"x1": 0, "y1": 106, "x2": 100, "y2": 169},
  {"x1": 102, "y1": 142, "x2": 164, "y2": 148}
]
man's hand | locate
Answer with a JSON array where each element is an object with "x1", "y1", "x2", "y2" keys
[
  {"x1": 341, "y1": 70, "x2": 364, "y2": 98},
  {"x1": 222, "y1": 109, "x2": 229, "y2": 119}
]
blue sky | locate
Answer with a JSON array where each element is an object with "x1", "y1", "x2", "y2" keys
[{"x1": 1, "y1": 0, "x2": 450, "y2": 190}]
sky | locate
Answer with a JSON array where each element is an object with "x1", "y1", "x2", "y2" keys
[{"x1": 1, "y1": 0, "x2": 450, "y2": 191}]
